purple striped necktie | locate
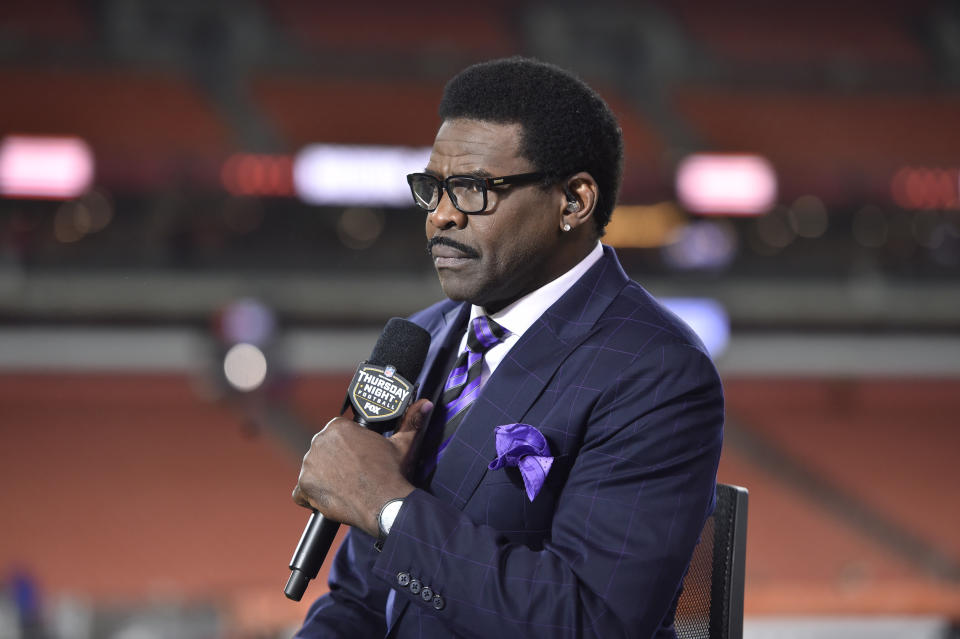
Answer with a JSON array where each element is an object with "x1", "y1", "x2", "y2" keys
[{"x1": 438, "y1": 315, "x2": 509, "y2": 452}]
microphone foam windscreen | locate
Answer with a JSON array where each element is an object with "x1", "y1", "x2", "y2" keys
[{"x1": 368, "y1": 318, "x2": 431, "y2": 382}]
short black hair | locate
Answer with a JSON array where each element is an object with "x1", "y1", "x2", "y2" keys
[{"x1": 438, "y1": 56, "x2": 624, "y2": 235}]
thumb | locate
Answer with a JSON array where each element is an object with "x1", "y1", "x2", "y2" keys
[
  {"x1": 394, "y1": 398, "x2": 433, "y2": 436},
  {"x1": 392, "y1": 399, "x2": 433, "y2": 477}
]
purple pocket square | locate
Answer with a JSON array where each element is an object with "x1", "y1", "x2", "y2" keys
[{"x1": 488, "y1": 423, "x2": 554, "y2": 501}]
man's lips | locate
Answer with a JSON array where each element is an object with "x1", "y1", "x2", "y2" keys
[
  {"x1": 426, "y1": 236, "x2": 479, "y2": 263},
  {"x1": 432, "y1": 245, "x2": 469, "y2": 259}
]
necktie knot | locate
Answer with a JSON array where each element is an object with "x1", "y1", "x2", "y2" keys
[{"x1": 466, "y1": 315, "x2": 509, "y2": 355}]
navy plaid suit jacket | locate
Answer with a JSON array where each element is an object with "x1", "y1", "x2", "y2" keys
[{"x1": 297, "y1": 246, "x2": 724, "y2": 638}]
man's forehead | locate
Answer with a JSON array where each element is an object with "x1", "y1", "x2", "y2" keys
[{"x1": 426, "y1": 119, "x2": 527, "y2": 174}]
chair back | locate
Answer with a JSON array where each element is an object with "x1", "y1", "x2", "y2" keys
[{"x1": 674, "y1": 483, "x2": 749, "y2": 639}]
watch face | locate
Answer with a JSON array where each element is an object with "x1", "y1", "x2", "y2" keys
[{"x1": 379, "y1": 499, "x2": 403, "y2": 536}]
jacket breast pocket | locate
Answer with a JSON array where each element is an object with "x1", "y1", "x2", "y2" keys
[{"x1": 470, "y1": 454, "x2": 573, "y2": 547}]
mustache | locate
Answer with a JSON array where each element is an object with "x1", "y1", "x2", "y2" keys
[{"x1": 426, "y1": 235, "x2": 480, "y2": 259}]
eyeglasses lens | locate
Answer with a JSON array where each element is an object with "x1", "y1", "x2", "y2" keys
[
  {"x1": 447, "y1": 177, "x2": 485, "y2": 213},
  {"x1": 411, "y1": 176, "x2": 440, "y2": 210}
]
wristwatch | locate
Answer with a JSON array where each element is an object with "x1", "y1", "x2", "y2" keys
[{"x1": 375, "y1": 498, "x2": 404, "y2": 551}]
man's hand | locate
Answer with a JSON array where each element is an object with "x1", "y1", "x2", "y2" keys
[{"x1": 292, "y1": 399, "x2": 433, "y2": 538}]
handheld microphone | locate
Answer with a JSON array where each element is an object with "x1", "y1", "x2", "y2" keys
[{"x1": 284, "y1": 317, "x2": 431, "y2": 601}]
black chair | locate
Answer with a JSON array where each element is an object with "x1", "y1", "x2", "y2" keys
[{"x1": 674, "y1": 483, "x2": 749, "y2": 639}]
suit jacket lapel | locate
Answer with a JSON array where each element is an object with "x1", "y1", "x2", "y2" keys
[
  {"x1": 429, "y1": 246, "x2": 630, "y2": 510},
  {"x1": 414, "y1": 302, "x2": 470, "y2": 397}
]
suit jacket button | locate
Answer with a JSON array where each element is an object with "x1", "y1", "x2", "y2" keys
[
  {"x1": 409, "y1": 578, "x2": 422, "y2": 595},
  {"x1": 396, "y1": 572, "x2": 410, "y2": 587},
  {"x1": 420, "y1": 586, "x2": 433, "y2": 602},
  {"x1": 432, "y1": 594, "x2": 445, "y2": 610}
]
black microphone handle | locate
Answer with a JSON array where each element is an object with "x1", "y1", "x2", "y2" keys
[
  {"x1": 284, "y1": 510, "x2": 341, "y2": 601},
  {"x1": 284, "y1": 414, "x2": 373, "y2": 602}
]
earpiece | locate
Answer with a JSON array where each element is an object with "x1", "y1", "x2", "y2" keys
[
  {"x1": 562, "y1": 186, "x2": 577, "y2": 230},
  {"x1": 564, "y1": 187, "x2": 580, "y2": 212}
]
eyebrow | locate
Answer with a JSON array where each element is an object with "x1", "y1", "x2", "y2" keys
[
  {"x1": 421, "y1": 168, "x2": 494, "y2": 179},
  {"x1": 464, "y1": 168, "x2": 494, "y2": 179}
]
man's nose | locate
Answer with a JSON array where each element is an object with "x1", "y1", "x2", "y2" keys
[{"x1": 427, "y1": 192, "x2": 467, "y2": 230}]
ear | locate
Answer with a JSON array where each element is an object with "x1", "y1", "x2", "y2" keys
[{"x1": 558, "y1": 172, "x2": 599, "y2": 233}]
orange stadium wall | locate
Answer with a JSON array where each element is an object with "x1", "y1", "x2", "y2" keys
[{"x1": 2, "y1": 373, "x2": 960, "y2": 631}]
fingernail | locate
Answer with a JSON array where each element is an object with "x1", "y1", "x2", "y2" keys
[{"x1": 420, "y1": 401, "x2": 434, "y2": 416}]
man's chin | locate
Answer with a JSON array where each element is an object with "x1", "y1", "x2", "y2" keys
[
  {"x1": 437, "y1": 282, "x2": 472, "y2": 304},
  {"x1": 436, "y1": 273, "x2": 482, "y2": 305}
]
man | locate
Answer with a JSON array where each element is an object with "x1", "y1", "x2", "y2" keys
[{"x1": 292, "y1": 57, "x2": 723, "y2": 638}]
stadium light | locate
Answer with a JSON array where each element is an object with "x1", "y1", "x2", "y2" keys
[
  {"x1": 604, "y1": 203, "x2": 687, "y2": 248},
  {"x1": 222, "y1": 153, "x2": 294, "y2": 197},
  {"x1": 890, "y1": 166, "x2": 960, "y2": 210},
  {"x1": 0, "y1": 135, "x2": 95, "y2": 200},
  {"x1": 676, "y1": 153, "x2": 777, "y2": 215},
  {"x1": 223, "y1": 343, "x2": 268, "y2": 392},
  {"x1": 293, "y1": 144, "x2": 431, "y2": 207}
]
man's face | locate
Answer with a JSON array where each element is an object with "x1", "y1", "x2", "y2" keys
[{"x1": 424, "y1": 118, "x2": 568, "y2": 313}]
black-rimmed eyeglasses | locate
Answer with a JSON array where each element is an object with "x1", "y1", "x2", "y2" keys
[{"x1": 406, "y1": 172, "x2": 545, "y2": 214}]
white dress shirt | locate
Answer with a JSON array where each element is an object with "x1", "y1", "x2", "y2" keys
[{"x1": 456, "y1": 242, "x2": 603, "y2": 386}]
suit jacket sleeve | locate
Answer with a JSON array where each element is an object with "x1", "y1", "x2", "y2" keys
[
  {"x1": 295, "y1": 527, "x2": 390, "y2": 638},
  {"x1": 370, "y1": 340, "x2": 724, "y2": 638}
]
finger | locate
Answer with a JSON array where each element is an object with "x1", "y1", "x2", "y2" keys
[
  {"x1": 312, "y1": 416, "x2": 344, "y2": 445},
  {"x1": 291, "y1": 485, "x2": 311, "y2": 509},
  {"x1": 394, "y1": 399, "x2": 433, "y2": 436}
]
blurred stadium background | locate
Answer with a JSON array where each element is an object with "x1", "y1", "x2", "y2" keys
[{"x1": 1, "y1": 0, "x2": 959, "y2": 637}]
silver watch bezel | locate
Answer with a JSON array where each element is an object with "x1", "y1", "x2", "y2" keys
[{"x1": 378, "y1": 498, "x2": 404, "y2": 538}]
